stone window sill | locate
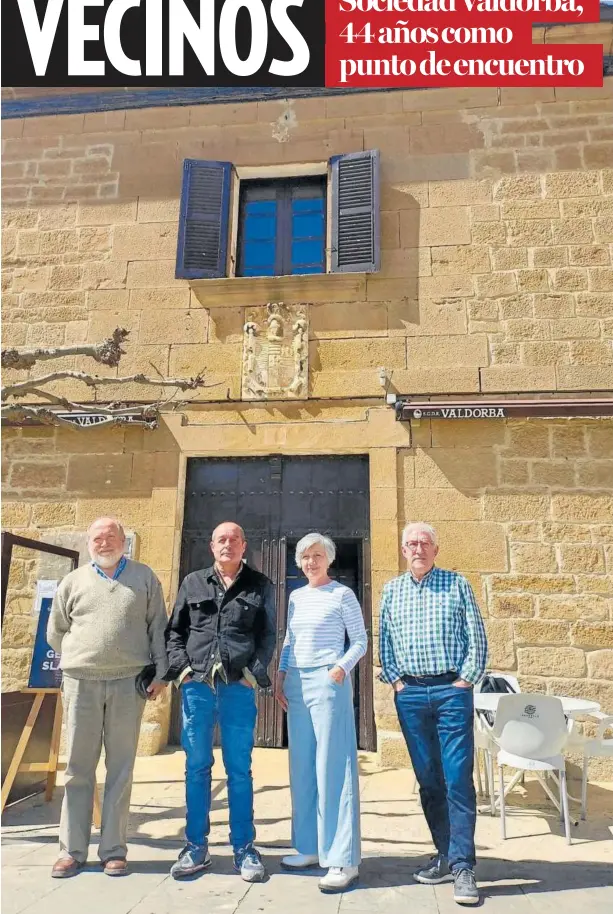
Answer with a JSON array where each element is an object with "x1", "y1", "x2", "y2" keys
[{"x1": 189, "y1": 272, "x2": 368, "y2": 307}]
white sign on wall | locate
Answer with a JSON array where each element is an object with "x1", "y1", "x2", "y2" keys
[{"x1": 31, "y1": 579, "x2": 59, "y2": 616}]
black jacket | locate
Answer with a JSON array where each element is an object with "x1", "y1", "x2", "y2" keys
[{"x1": 164, "y1": 563, "x2": 276, "y2": 688}]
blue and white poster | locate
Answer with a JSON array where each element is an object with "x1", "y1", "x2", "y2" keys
[{"x1": 28, "y1": 585, "x2": 61, "y2": 690}]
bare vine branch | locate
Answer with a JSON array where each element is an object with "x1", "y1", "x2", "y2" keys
[
  {"x1": 1, "y1": 328, "x2": 129, "y2": 371},
  {"x1": 1, "y1": 405, "x2": 83, "y2": 428},
  {"x1": 2, "y1": 370, "x2": 214, "y2": 401},
  {"x1": 0, "y1": 403, "x2": 161, "y2": 428},
  {"x1": 0, "y1": 326, "x2": 222, "y2": 429},
  {"x1": 12, "y1": 388, "x2": 149, "y2": 417}
]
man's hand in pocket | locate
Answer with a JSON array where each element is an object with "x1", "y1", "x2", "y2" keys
[{"x1": 452, "y1": 679, "x2": 473, "y2": 689}]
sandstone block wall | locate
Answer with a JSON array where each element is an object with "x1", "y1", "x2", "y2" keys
[
  {"x1": 2, "y1": 82, "x2": 613, "y2": 402},
  {"x1": 2, "y1": 82, "x2": 612, "y2": 769}
]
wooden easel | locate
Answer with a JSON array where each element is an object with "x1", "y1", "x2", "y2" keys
[{"x1": 1, "y1": 688, "x2": 101, "y2": 827}]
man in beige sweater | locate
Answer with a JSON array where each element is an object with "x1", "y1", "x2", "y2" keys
[{"x1": 46, "y1": 516, "x2": 168, "y2": 879}]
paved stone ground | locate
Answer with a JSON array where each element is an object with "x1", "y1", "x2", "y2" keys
[{"x1": 2, "y1": 749, "x2": 612, "y2": 914}]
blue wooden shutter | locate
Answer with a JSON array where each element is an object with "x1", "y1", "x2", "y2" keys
[
  {"x1": 175, "y1": 159, "x2": 231, "y2": 279},
  {"x1": 330, "y1": 149, "x2": 380, "y2": 274}
]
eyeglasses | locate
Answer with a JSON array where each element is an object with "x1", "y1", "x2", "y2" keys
[{"x1": 403, "y1": 540, "x2": 435, "y2": 552}]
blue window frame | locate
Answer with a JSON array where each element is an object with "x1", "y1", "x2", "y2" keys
[{"x1": 237, "y1": 177, "x2": 326, "y2": 278}]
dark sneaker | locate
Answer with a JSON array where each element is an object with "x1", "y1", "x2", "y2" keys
[
  {"x1": 233, "y1": 844, "x2": 266, "y2": 883},
  {"x1": 414, "y1": 855, "x2": 451, "y2": 884},
  {"x1": 170, "y1": 844, "x2": 211, "y2": 879},
  {"x1": 454, "y1": 868, "x2": 479, "y2": 905}
]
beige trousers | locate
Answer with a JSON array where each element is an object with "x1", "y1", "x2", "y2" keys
[{"x1": 60, "y1": 675, "x2": 145, "y2": 863}]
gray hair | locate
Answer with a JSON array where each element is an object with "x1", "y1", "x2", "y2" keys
[
  {"x1": 87, "y1": 516, "x2": 126, "y2": 539},
  {"x1": 295, "y1": 532, "x2": 336, "y2": 568},
  {"x1": 401, "y1": 522, "x2": 438, "y2": 547}
]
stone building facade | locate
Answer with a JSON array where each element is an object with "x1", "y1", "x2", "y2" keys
[{"x1": 2, "y1": 63, "x2": 613, "y2": 770}]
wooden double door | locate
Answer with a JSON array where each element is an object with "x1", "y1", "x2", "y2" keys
[{"x1": 170, "y1": 455, "x2": 375, "y2": 751}]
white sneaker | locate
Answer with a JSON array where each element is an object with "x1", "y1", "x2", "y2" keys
[
  {"x1": 281, "y1": 853, "x2": 319, "y2": 870},
  {"x1": 318, "y1": 866, "x2": 359, "y2": 893}
]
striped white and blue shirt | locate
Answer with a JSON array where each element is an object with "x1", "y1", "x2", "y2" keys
[
  {"x1": 379, "y1": 567, "x2": 488, "y2": 686},
  {"x1": 279, "y1": 581, "x2": 367, "y2": 675}
]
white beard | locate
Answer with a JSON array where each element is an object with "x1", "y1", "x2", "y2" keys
[{"x1": 90, "y1": 549, "x2": 124, "y2": 569}]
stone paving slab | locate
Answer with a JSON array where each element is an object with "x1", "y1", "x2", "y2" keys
[{"x1": 3, "y1": 748, "x2": 613, "y2": 914}]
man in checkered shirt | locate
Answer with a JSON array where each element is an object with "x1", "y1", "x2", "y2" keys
[{"x1": 379, "y1": 522, "x2": 488, "y2": 906}]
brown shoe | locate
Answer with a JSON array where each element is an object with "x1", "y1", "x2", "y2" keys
[
  {"x1": 103, "y1": 858, "x2": 128, "y2": 876},
  {"x1": 51, "y1": 856, "x2": 85, "y2": 878}
]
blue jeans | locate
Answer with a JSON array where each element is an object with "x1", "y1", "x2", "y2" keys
[
  {"x1": 395, "y1": 681, "x2": 476, "y2": 872},
  {"x1": 181, "y1": 679, "x2": 257, "y2": 851}
]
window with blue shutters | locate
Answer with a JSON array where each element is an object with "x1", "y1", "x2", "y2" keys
[
  {"x1": 175, "y1": 150, "x2": 380, "y2": 280},
  {"x1": 331, "y1": 150, "x2": 380, "y2": 274},
  {"x1": 237, "y1": 177, "x2": 326, "y2": 278},
  {"x1": 175, "y1": 159, "x2": 231, "y2": 279}
]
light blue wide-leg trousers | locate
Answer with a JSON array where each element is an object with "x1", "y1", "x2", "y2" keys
[{"x1": 284, "y1": 665, "x2": 361, "y2": 868}]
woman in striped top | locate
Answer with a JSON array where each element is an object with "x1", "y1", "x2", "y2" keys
[{"x1": 275, "y1": 533, "x2": 367, "y2": 894}]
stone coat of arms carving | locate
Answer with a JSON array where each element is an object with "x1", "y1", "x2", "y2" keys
[{"x1": 241, "y1": 302, "x2": 308, "y2": 400}]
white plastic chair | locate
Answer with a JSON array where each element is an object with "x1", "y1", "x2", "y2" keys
[
  {"x1": 566, "y1": 711, "x2": 613, "y2": 820},
  {"x1": 474, "y1": 673, "x2": 521, "y2": 814},
  {"x1": 474, "y1": 711, "x2": 496, "y2": 814},
  {"x1": 491, "y1": 693, "x2": 573, "y2": 844}
]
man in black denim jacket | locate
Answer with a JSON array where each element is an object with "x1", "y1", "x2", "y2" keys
[{"x1": 165, "y1": 522, "x2": 276, "y2": 883}]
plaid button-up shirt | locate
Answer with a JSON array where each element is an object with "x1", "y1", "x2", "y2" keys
[{"x1": 378, "y1": 566, "x2": 488, "y2": 686}]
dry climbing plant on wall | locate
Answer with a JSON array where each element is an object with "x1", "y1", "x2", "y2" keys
[{"x1": 1, "y1": 327, "x2": 216, "y2": 428}]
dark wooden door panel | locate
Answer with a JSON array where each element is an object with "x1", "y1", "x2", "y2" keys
[
  {"x1": 358, "y1": 537, "x2": 376, "y2": 751},
  {"x1": 280, "y1": 456, "x2": 369, "y2": 538},
  {"x1": 254, "y1": 537, "x2": 287, "y2": 748}
]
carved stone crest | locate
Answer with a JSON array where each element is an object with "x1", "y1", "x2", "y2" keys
[{"x1": 241, "y1": 302, "x2": 308, "y2": 400}]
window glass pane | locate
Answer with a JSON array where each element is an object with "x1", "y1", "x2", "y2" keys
[
  {"x1": 238, "y1": 180, "x2": 326, "y2": 277},
  {"x1": 243, "y1": 240, "x2": 276, "y2": 269},
  {"x1": 246, "y1": 200, "x2": 277, "y2": 215},
  {"x1": 291, "y1": 239, "x2": 325, "y2": 268},
  {"x1": 290, "y1": 190, "x2": 325, "y2": 275},
  {"x1": 292, "y1": 212, "x2": 325, "y2": 239},
  {"x1": 239, "y1": 194, "x2": 278, "y2": 276},
  {"x1": 293, "y1": 197, "x2": 324, "y2": 213},
  {"x1": 244, "y1": 215, "x2": 276, "y2": 240}
]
